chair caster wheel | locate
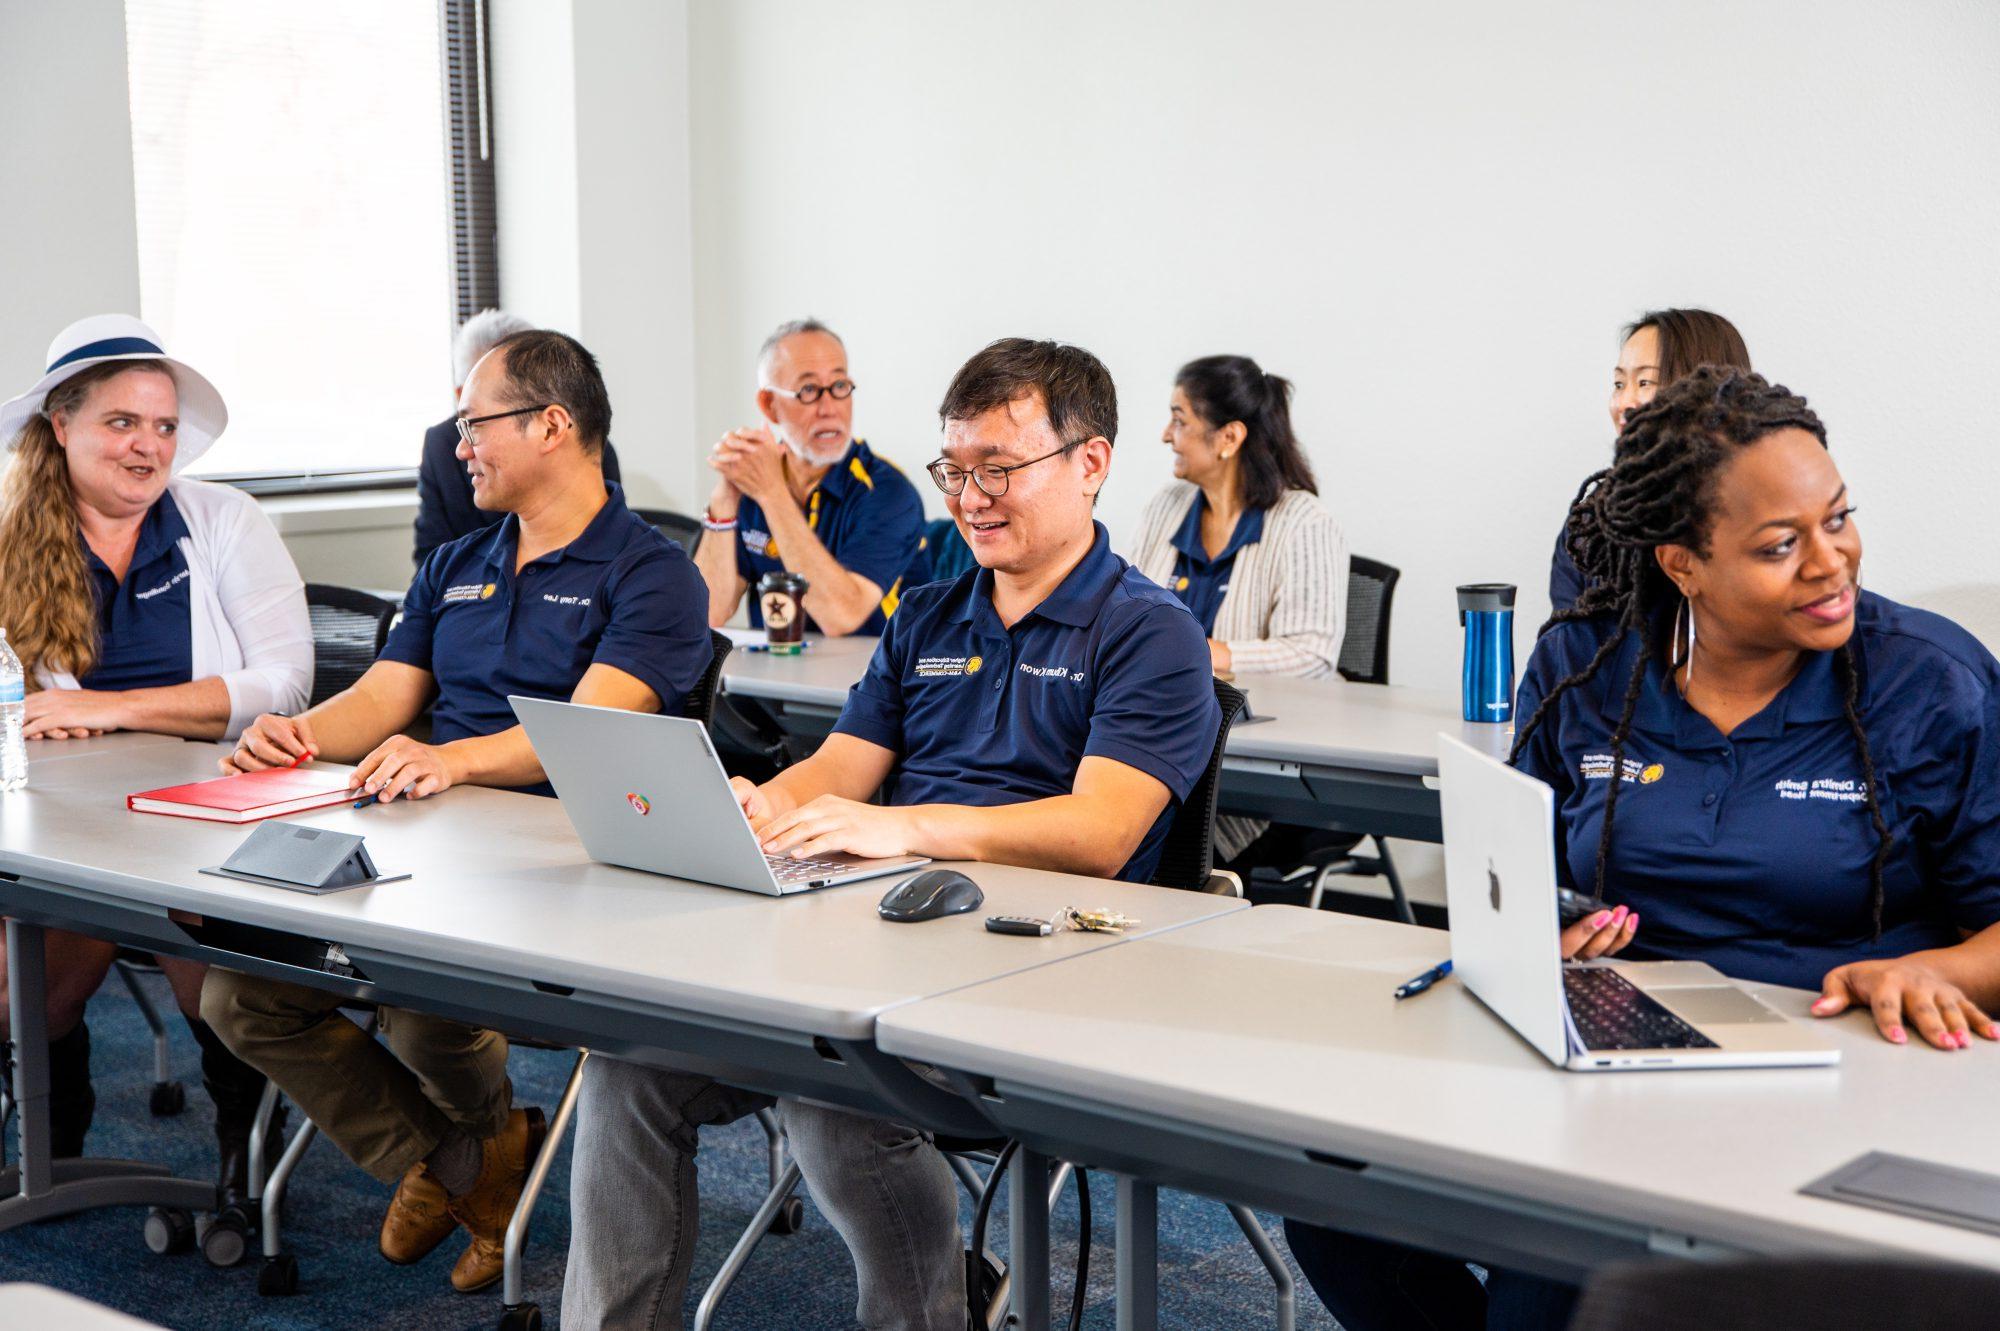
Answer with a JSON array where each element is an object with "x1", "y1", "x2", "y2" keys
[
  {"x1": 202, "y1": 1211, "x2": 252, "y2": 1268},
  {"x1": 498, "y1": 1302, "x2": 542, "y2": 1331},
  {"x1": 767, "y1": 1195, "x2": 806, "y2": 1235},
  {"x1": 143, "y1": 1206, "x2": 195, "y2": 1255},
  {"x1": 258, "y1": 1253, "x2": 299, "y2": 1296},
  {"x1": 149, "y1": 1081, "x2": 186, "y2": 1117}
]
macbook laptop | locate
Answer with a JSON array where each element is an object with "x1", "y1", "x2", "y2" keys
[
  {"x1": 1438, "y1": 734, "x2": 1838, "y2": 1071},
  {"x1": 512, "y1": 696, "x2": 928, "y2": 895}
]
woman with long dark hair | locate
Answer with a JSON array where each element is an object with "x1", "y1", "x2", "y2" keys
[
  {"x1": 1288, "y1": 367, "x2": 2000, "y2": 1330},
  {"x1": 1551, "y1": 308, "x2": 1753, "y2": 611}
]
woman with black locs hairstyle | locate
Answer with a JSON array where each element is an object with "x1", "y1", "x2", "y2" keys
[
  {"x1": 1521, "y1": 364, "x2": 1892, "y2": 935},
  {"x1": 1284, "y1": 366, "x2": 2000, "y2": 1331}
]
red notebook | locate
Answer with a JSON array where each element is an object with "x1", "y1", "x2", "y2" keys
[{"x1": 128, "y1": 767, "x2": 355, "y2": 823}]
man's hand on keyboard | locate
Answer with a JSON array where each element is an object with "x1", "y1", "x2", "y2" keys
[
  {"x1": 757, "y1": 795, "x2": 917, "y2": 862},
  {"x1": 1561, "y1": 903, "x2": 1638, "y2": 961}
]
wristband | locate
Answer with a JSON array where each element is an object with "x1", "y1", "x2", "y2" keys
[{"x1": 701, "y1": 507, "x2": 739, "y2": 532}]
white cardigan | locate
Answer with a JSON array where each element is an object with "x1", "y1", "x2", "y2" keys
[
  {"x1": 40, "y1": 477, "x2": 313, "y2": 739},
  {"x1": 1127, "y1": 482, "x2": 1348, "y2": 678}
]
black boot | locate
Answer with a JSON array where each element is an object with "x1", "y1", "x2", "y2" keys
[
  {"x1": 190, "y1": 1018, "x2": 284, "y2": 1218},
  {"x1": 47, "y1": 1020, "x2": 94, "y2": 1158}
]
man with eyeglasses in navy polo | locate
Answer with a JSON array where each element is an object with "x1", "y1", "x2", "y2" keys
[
  {"x1": 692, "y1": 317, "x2": 925, "y2": 637},
  {"x1": 203, "y1": 330, "x2": 713, "y2": 1297},
  {"x1": 563, "y1": 338, "x2": 1220, "y2": 1330}
]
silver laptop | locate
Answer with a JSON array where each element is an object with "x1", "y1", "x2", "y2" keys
[
  {"x1": 511, "y1": 696, "x2": 928, "y2": 895},
  {"x1": 1438, "y1": 734, "x2": 1838, "y2": 1071}
]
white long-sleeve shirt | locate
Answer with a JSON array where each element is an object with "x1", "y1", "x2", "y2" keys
[{"x1": 40, "y1": 477, "x2": 312, "y2": 738}]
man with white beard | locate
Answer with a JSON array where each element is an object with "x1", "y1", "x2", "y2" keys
[{"x1": 693, "y1": 318, "x2": 925, "y2": 636}]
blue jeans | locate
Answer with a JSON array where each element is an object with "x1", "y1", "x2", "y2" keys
[
  {"x1": 562, "y1": 1055, "x2": 964, "y2": 1329},
  {"x1": 1283, "y1": 1220, "x2": 1579, "y2": 1331}
]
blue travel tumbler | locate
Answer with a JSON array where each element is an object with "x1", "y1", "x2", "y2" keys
[{"x1": 1457, "y1": 584, "x2": 1516, "y2": 724}]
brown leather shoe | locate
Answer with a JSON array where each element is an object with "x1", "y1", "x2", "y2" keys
[
  {"x1": 446, "y1": 1106, "x2": 547, "y2": 1294},
  {"x1": 380, "y1": 1160, "x2": 458, "y2": 1265}
]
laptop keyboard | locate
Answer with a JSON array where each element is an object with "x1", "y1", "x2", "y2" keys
[
  {"x1": 765, "y1": 852, "x2": 852, "y2": 885},
  {"x1": 1563, "y1": 968, "x2": 1719, "y2": 1050}
]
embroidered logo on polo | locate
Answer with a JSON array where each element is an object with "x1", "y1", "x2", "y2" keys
[
  {"x1": 442, "y1": 582, "x2": 494, "y2": 605},
  {"x1": 133, "y1": 568, "x2": 191, "y2": 600},
  {"x1": 1580, "y1": 754, "x2": 1664, "y2": 784},
  {"x1": 914, "y1": 655, "x2": 978, "y2": 678},
  {"x1": 740, "y1": 528, "x2": 775, "y2": 557},
  {"x1": 1774, "y1": 777, "x2": 1864, "y2": 804}
]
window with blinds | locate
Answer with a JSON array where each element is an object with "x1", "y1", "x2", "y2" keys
[{"x1": 124, "y1": 0, "x2": 471, "y2": 481}]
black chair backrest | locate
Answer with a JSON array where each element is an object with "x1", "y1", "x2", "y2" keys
[
  {"x1": 683, "y1": 630, "x2": 734, "y2": 730},
  {"x1": 1148, "y1": 677, "x2": 1250, "y2": 893},
  {"x1": 1336, "y1": 555, "x2": 1400, "y2": 686},
  {"x1": 304, "y1": 584, "x2": 399, "y2": 708},
  {"x1": 1571, "y1": 1256, "x2": 2000, "y2": 1331},
  {"x1": 633, "y1": 506, "x2": 704, "y2": 554}
]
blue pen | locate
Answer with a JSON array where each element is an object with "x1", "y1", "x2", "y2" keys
[
  {"x1": 1393, "y1": 959, "x2": 1453, "y2": 1000},
  {"x1": 352, "y1": 792, "x2": 380, "y2": 809}
]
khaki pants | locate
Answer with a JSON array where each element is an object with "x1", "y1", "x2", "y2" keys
[{"x1": 200, "y1": 968, "x2": 512, "y2": 1183}]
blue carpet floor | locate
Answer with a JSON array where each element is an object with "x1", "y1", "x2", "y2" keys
[{"x1": 1, "y1": 971, "x2": 1342, "y2": 1329}]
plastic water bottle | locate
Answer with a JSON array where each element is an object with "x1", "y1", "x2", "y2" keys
[{"x1": 0, "y1": 628, "x2": 26, "y2": 792}]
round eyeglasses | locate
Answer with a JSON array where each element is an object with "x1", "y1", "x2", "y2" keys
[
  {"x1": 764, "y1": 379, "x2": 856, "y2": 405},
  {"x1": 926, "y1": 440, "x2": 1082, "y2": 498}
]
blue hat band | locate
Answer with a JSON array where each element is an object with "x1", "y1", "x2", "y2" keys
[{"x1": 46, "y1": 336, "x2": 166, "y2": 374}]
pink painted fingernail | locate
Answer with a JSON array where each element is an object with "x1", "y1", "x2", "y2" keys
[
  {"x1": 1590, "y1": 912, "x2": 1612, "y2": 928},
  {"x1": 1888, "y1": 1026, "x2": 1907, "y2": 1044},
  {"x1": 1626, "y1": 913, "x2": 1639, "y2": 928},
  {"x1": 1611, "y1": 905, "x2": 1628, "y2": 923},
  {"x1": 1958, "y1": 1033, "x2": 1972, "y2": 1049}
]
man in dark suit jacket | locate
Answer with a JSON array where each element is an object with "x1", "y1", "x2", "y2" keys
[{"x1": 414, "y1": 310, "x2": 623, "y2": 564}]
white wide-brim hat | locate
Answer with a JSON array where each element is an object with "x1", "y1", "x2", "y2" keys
[{"x1": 0, "y1": 314, "x2": 227, "y2": 472}]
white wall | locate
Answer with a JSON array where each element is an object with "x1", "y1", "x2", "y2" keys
[
  {"x1": 490, "y1": 0, "x2": 699, "y2": 511},
  {"x1": 0, "y1": 0, "x2": 142, "y2": 378},
  {"x1": 684, "y1": 0, "x2": 2000, "y2": 690}
]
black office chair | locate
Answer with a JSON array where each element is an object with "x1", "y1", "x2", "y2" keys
[
  {"x1": 632, "y1": 505, "x2": 704, "y2": 554},
  {"x1": 1571, "y1": 1256, "x2": 2000, "y2": 1331},
  {"x1": 1150, "y1": 677, "x2": 1251, "y2": 895},
  {"x1": 1268, "y1": 555, "x2": 1415, "y2": 925},
  {"x1": 1335, "y1": 555, "x2": 1398, "y2": 686},
  {"x1": 303, "y1": 584, "x2": 398, "y2": 707}
]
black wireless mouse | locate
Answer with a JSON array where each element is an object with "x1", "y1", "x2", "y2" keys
[{"x1": 878, "y1": 868, "x2": 984, "y2": 923}]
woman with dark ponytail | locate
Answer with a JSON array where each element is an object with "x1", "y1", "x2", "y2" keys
[
  {"x1": 1287, "y1": 367, "x2": 2000, "y2": 1331},
  {"x1": 1127, "y1": 354, "x2": 1347, "y2": 857},
  {"x1": 1550, "y1": 308, "x2": 1753, "y2": 611},
  {"x1": 1129, "y1": 355, "x2": 1346, "y2": 672}
]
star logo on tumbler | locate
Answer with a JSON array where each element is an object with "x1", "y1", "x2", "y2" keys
[{"x1": 762, "y1": 593, "x2": 796, "y2": 630}]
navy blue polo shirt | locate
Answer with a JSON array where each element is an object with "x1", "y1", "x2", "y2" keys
[
  {"x1": 80, "y1": 491, "x2": 194, "y2": 693},
  {"x1": 832, "y1": 523, "x2": 1220, "y2": 884},
  {"x1": 382, "y1": 483, "x2": 712, "y2": 796},
  {"x1": 1513, "y1": 591, "x2": 2000, "y2": 991},
  {"x1": 1167, "y1": 496, "x2": 1264, "y2": 637},
  {"x1": 735, "y1": 439, "x2": 925, "y2": 634}
]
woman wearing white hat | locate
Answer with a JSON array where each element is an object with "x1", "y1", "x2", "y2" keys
[{"x1": 0, "y1": 314, "x2": 311, "y2": 1227}]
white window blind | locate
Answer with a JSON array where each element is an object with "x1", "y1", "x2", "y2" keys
[{"x1": 125, "y1": 0, "x2": 454, "y2": 479}]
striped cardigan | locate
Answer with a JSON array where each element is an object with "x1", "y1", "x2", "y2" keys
[
  {"x1": 1126, "y1": 482, "x2": 1348, "y2": 678},
  {"x1": 1125, "y1": 482, "x2": 1349, "y2": 860}
]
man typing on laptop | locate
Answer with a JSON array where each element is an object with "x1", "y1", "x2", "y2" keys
[
  {"x1": 201, "y1": 331, "x2": 712, "y2": 1295},
  {"x1": 562, "y1": 339, "x2": 1220, "y2": 1330}
]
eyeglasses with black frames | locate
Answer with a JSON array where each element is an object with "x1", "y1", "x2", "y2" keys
[
  {"x1": 455, "y1": 404, "x2": 551, "y2": 445},
  {"x1": 926, "y1": 440, "x2": 1083, "y2": 498},
  {"x1": 764, "y1": 379, "x2": 856, "y2": 405}
]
